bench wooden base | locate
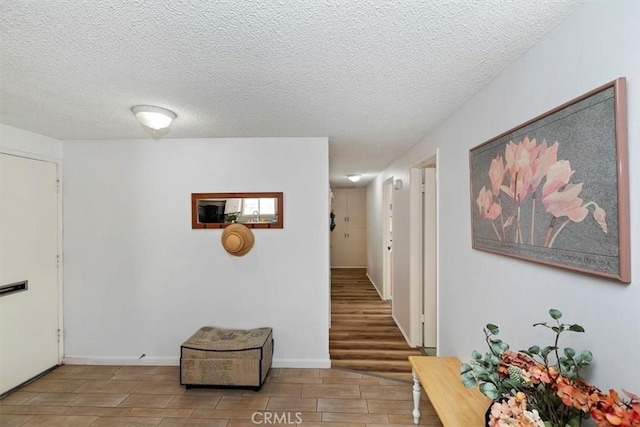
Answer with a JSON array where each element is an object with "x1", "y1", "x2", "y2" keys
[{"x1": 409, "y1": 356, "x2": 490, "y2": 426}]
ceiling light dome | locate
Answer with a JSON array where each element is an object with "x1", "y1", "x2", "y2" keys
[
  {"x1": 347, "y1": 174, "x2": 361, "y2": 183},
  {"x1": 131, "y1": 105, "x2": 176, "y2": 130}
]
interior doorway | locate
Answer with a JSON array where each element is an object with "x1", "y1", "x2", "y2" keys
[
  {"x1": 382, "y1": 178, "x2": 394, "y2": 301},
  {"x1": 0, "y1": 152, "x2": 61, "y2": 395},
  {"x1": 409, "y1": 153, "x2": 438, "y2": 351}
]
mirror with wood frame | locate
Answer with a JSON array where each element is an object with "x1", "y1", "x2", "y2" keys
[{"x1": 191, "y1": 192, "x2": 284, "y2": 229}]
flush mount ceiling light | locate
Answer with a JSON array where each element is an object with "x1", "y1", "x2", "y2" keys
[
  {"x1": 131, "y1": 105, "x2": 177, "y2": 130},
  {"x1": 347, "y1": 174, "x2": 362, "y2": 183}
]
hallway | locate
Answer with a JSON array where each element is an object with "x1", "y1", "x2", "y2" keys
[{"x1": 329, "y1": 268, "x2": 422, "y2": 381}]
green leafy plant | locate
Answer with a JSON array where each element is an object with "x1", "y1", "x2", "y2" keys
[{"x1": 460, "y1": 309, "x2": 639, "y2": 427}]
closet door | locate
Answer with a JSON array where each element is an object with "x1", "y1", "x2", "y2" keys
[
  {"x1": 345, "y1": 190, "x2": 366, "y2": 228},
  {"x1": 0, "y1": 153, "x2": 60, "y2": 394},
  {"x1": 330, "y1": 189, "x2": 367, "y2": 267},
  {"x1": 345, "y1": 227, "x2": 367, "y2": 266},
  {"x1": 330, "y1": 232, "x2": 349, "y2": 266},
  {"x1": 331, "y1": 191, "x2": 348, "y2": 228}
]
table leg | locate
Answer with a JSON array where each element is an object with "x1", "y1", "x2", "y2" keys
[{"x1": 412, "y1": 368, "x2": 421, "y2": 425}]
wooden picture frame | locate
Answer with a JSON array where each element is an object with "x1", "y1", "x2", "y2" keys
[{"x1": 469, "y1": 78, "x2": 630, "y2": 283}]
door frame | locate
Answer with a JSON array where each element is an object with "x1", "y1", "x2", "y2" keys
[
  {"x1": 408, "y1": 150, "x2": 439, "y2": 349},
  {"x1": 381, "y1": 177, "x2": 394, "y2": 300},
  {"x1": 1, "y1": 148, "x2": 64, "y2": 363}
]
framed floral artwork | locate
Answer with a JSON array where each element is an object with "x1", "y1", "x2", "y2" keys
[{"x1": 469, "y1": 78, "x2": 630, "y2": 283}]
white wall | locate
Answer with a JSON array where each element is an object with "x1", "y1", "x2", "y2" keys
[
  {"x1": 0, "y1": 124, "x2": 62, "y2": 159},
  {"x1": 63, "y1": 137, "x2": 330, "y2": 367},
  {"x1": 368, "y1": 1, "x2": 639, "y2": 392}
]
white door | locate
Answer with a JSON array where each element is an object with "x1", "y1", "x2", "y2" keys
[
  {"x1": 331, "y1": 191, "x2": 348, "y2": 229},
  {"x1": 346, "y1": 227, "x2": 367, "y2": 266},
  {"x1": 330, "y1": 191, "x2": 346, "y2": 266},
  {"x1": 345, "y1": 191, "x2": 366, "y2": 228},
  {"x1": 0, "y1": 153, "x2": 60, "y2": 394},
  {"x1": 422, "y1": 167, "x2": 437, "y2": 348},
  {"x1": 330, "y1": 231, "x2": 349, "y2": 266}
]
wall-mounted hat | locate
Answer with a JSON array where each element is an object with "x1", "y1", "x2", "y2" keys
[{"x1": 221, "y1": 224, "x2": 255, "y2": 256}]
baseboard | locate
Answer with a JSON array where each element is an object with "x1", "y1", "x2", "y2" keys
[
  {"x1": 272, "y1": 359, "x2": 331, "y2": 369},
  {"x1": 63, "y1": 356, "x2": 331, "y2": 369},
  {"x1": 392, "y1": 314, "x2": 415, "y2": 348},
  {"x1": 63, "y1": 356, "x2": 179, "y2": 366},
  {"x1": 366, "y1": 272, "x2": 385, "y2": 300}
]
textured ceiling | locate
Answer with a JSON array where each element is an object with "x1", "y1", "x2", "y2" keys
[{"x1": 0, "y1": 0, "x2": 582, "y2": 187}]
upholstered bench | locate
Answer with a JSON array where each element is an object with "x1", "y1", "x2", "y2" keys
[{"x1": 180, "y1": 327, "x2": 273, "y2": 390}]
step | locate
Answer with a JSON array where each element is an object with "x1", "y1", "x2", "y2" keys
[
  {"x1": 329, "y1": 331, "x2": 407, "y2": 340},
  {"x1": 332, "y1": 309, "x2": 391, "y2": 315},
  {"x1": 331, "y1": 307, "x2": 391, "y2": 314},
  {"x1": 330, "y1": 319, "x2": 397, "y2": 327},
  {"x1": 330, "y1": 348, "x2": 422, "y2": 361},
  {"x1": 331, "y1": 359, "x2": 412, "y2": 373},
  {"x1": 329, "y1": 325, "x2": 402, "y2": 333},
  {"x1": 331, "y1": 313, "x2": 393, "y2": 320},
  {"x1": 331, "y1": 300, "x2": 385, "y2": 304},
  {"x1": 329, "y1": 339, "x2": 412, "y2": 350}
]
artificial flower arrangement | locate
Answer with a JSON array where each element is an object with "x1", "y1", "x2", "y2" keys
[{"x1": 460, "y1": 309, "x2": 639, "y2": 427}]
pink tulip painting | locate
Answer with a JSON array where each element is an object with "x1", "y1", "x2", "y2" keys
[
  {"x1": 475, "y1": 137, "x2": 607, "y2": 248},
  {"x1": 469, "y1": 78, "x2": 629, "y2": 283}
]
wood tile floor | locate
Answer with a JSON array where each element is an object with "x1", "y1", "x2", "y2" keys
[
  {"x1": 0, "y1": 365, "x2": 443, "y2": 426},
  {"x1": 330, "y1": 268, "x2": 423, "y2": 377}
]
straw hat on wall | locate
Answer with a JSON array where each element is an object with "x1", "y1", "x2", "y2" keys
[{"x1": 221, "y1": 224, "x2": 255, "y2": 256}]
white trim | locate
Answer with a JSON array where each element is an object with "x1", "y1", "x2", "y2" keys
[
  {"x1": 272, "y1": 359, "x2": 332, "y2": 369},
  {"x1": 366, "y1": 272, "x2": 384, "y2": 300},
  {"x1": 0, "y1": 147, "x2": 61, "y2": 163},
  {"x1": 408, "y1": 167, "x2": 423, "y2": 347},
  {"x1": 56, "y1": 161, "x2": 64, "y2": 364},
  {"x1": 63, "y1": 356, "x2": 178, "y2": 366},
  {"x1": 63, "y1": 356, "x2": 332, "y2": 369},
  {"x1": 392, "y1": 314, "x2": 415, "y2": 348},
  {"x1": 434, "y1": 152, "x2": 441, "y2": 354},
  {"x1": 328, "y1": 187, "x2": 332, "y2": 330},
  {"x1": 422, "y1": 166, "x2": 437, "y2": 348},
  {"x1": 330, "y1": 265, "x2": 366, "y2": 268}
]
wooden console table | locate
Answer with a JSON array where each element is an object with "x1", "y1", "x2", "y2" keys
[{"x1": 408, "y1": 355, "x2": 490, "y2": 426}]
